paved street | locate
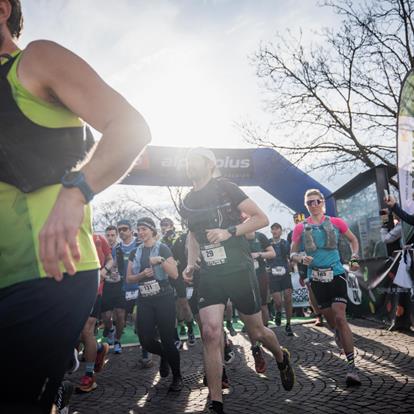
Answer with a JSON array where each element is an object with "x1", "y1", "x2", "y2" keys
[{"x1": 70, "y1": 319, "x2": 414, "y2": 414}]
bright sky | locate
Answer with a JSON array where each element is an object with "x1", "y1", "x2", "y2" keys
[{"x1": 21, "y1": 0, "x2": 343, "y2": 233}]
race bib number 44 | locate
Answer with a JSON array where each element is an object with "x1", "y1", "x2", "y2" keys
[{"x1": 201, "y1": 243, "x2": 228, "y2": 266}]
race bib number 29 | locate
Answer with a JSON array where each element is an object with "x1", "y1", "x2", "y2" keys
[{"x1": 201, "y1": 243, "x2": 228, "y2": 266}]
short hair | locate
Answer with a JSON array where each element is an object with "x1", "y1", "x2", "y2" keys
[
  {"x1": 270, "y1": 222, "x2": 282, "y2": 230},
  {"x1": 7, "y1": 0, "x2": 23, "y2": 39},
  {"x1": 105, "y1": 225, "x2": 117, "y2": 233},
  {"x1": 304, "y1": 189, "x2": 325, "y2": 200}
]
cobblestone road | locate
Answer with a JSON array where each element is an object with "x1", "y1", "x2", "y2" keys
[{"x1": 70, "y1": 319, "x2": 414, "y2": 414}]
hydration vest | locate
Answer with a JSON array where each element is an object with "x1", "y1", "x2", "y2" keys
[
  {"x1": 0, "y1": 53, "x2": 94, "y2": 193},
  {"x1": 303, "y1": 216, "x2": 338, "y2": 253},
  {"x1": 180, "y1": 178, "x2": 241, "y2": 245}
]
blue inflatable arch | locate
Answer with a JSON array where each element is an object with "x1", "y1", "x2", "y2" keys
[{"x1": 122, "y1": 146, "x2": 335, "y2": 215}]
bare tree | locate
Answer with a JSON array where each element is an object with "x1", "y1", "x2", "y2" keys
[{"x1": 243, "y1": 0, "x2": 414, "y2": 178}]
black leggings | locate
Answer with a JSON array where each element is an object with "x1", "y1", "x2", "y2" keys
[
  {"x1": 0, "y1": 270, "x2": 98, "y2": 413},
  {"x1": 136, "y1": 293, "x2": 181, "y2": 378}
]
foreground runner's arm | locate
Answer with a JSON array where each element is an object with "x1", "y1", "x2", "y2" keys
[
  {"x1": 20, "y1": 41, "x2": 151, "y2": 279},
  {"x1": 206, "y1": 199, "x2": 269, "y2": 244},
  {"x1": 183, "y1": 231, "x2": 200, "y2": 283}
]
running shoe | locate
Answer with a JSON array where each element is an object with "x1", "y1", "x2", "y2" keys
[
  {"x1": 175, "y1": 339, "x2": 183, "y2": 350},
  {"x1": 277, "y1": 347, "x2": 295, "y2": 391},
  {"x1": 67, "y1": 348, "x2": 80, "y2": 374},
  {"x1": 159, "y1": 357, "x2": 170, "y2": 378},
  {"x1": 345, "y1": 365, "x2": 361, "y2": 387},
  {"x1": 114, "y1": 342, "x2": 122, "y2": 354},
  {"x1": 169, "y1": 376, "x2": 183, "y2": 392},
  {"x1": 139, "y1": 357, "x2": 154, "y2": 369},
  {"x1": 179, "y1": 325, "x2": 186, "y2": 337},
  {"x1": 314, "y1": 315, "x2": 324, "y2": 327},
  {"x1": 187, "y1": 332, "x2": 196, "y2": 347},
  {"x1": 77, "y1": 374, "x2": 97, "y2": 393},
  {"x1": 208, "y1": 401, "x2": 226, "y2": 414},
  {"x1": 94, "y1": 342, "x2": 109, "y2": 373},
  {"x1": 106, "y1": 327, "x2": 115, "y2": 346},
  {"x1": 55, "y1": 380, "x2": 74, "y2": 414},
  {"x1": 275, "y1": 312, "x2": 282, "y2": 327},
  {"x1": 285, "y1": 324, "x2": 294, "y2": 337},
  {"x1": 251, "y1": 345, "x2": 267, "y2": 374},
  {"x1": 226, "y1": 321, "x2": 237, "y2": 337}
]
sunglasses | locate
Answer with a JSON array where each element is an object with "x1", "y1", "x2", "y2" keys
[
  {"x1": 117, "y1": 226, "x2": 130, "y2": 232},
  {"x1": 306, "y1": 199, "x2": 324, "y2": 207}
]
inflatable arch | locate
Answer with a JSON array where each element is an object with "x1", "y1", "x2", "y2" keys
[{"x1": 122, "y1": 146, "x2": 335, "y2": 215}]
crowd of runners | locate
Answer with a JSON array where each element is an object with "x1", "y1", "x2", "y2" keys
[{"x1": 0, "y1": 1, "x2": 375, "y2": 413}]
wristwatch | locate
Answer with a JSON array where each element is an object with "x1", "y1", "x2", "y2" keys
[
  {"x1": 227, "y1": 225, "x2": 237, "y2": 237},
  {"x1": 61, "y1": 171, "x2": 95, "y2": 203}
]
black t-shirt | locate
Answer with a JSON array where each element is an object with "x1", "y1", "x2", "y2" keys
[
  {"x1": 248, "y1": 232, "x2": 271, "y2": 273},
  {"x1": 172, "y1": 232, "x2": 188, "y2": 273},
  {"x1": 180, "y1": 178, "x2": 252, "y2": 276}
]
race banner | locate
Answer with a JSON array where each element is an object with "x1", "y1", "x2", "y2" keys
[{"x1": 397, "y1": 69, "x2": 414, "y2": 243}]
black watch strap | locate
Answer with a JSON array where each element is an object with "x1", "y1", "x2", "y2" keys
[{"x1": 227, "y1": 225, "x2": 237, "y2": 237}]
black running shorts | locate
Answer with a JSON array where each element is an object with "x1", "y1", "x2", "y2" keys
[
  {"x1": 0, "y1": 270, "x2": 98, "y2": 413},
  {"x1": 198, "y1": 264, "x2": 261, "y2": 316},
  {"x1": 101, "y1": 281, "x2": 127, "y2": 312},
  {"x1": 269, "y1": 273, "x2": 293, "y2": 294},
  {"x1": 310, "y1": 274, "x2": 348, "y2": 309}
]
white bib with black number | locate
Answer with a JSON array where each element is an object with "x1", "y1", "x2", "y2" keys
[
  {"x1": 139, "y1": 280, "x2": 161, "y2": 297},
  {"x1": 201, "y1": 243, "x2": 227, "y2": 266},
  {"x1": 271, "y1": 266, "x2": 286, "y2": 276},
  {"x1": 312, "y1": 268, "x2": 334, "y2": 283},
  {"x1": 125, "y1": 289, "x2": 139, "y2": 301}
]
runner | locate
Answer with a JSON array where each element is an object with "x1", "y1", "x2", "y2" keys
[
  {"x1": 0, "y1": 1, "x2": 151, "y2": 411},
  {"x1": 105, "y1": 225, "x2": 118, "y2": 248},
  {"x1": 77, "y1": 234, "x2": 112, "y2": 393},
  {"x1": 180, "y1": 147, "x2": 295, "y2": 414},
  {"x1": 268, "y1": 223, "x2": 294, "y2": 336},
  {"x1": 290, "y1": 189, "x2": 362, "y2": 386},
  {"x1": 161, "y1": 217, "x2": 196, "y2": 347},
  {"x1": 127, "y1": 217, "x2": 183, "y2": 392},
  {"x1": 246, "y1": 230, "x2": 276, "y2": 373}
]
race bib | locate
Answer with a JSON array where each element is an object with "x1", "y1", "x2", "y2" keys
[
  {"x1": 312, "y1": 268, "x2": 334, "y2": 283},
  {"x1": 125, "y1": 289, "x2": 139, "y2": 301},
  {"x1": 201, "y1": 243, "x2": 228, "y2": 266},
  {"x1": 138, "y1": 280, "x2": 161, "y2": 297},
  {"x1": 254, "y1": 260, "x2": 259, "y2": 270},
  {"x1": 271, "y1": 266, "x2": 286, "y2": 276}
]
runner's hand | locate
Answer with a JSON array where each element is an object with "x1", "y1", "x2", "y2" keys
[
  {"x1": 206, "y1": 228, "x2": 231, "y2": 244},
  {"x1": 349, "y1": 262, "x2": 360, "y2": 272},
  {"x1": 142, "y1": 267, "x2": 154, "y2": 278},
  {"x1": 149, "y1": 256, "x2": 163, "y2": 265},
  {"x1": 384, "y1": 195, "x2": 396, "y2": 207},
  {"x1": 251, "y1": 252, "x2": 261, "y2": 259},
  {"x1": 39, "y1": 188, "x2": 85, "y2": 281},
  {"x1": 183, "y1": 265, "x2": 195, "y2": 283},
  {"x1": 302, "y1": 255, "x2": 314, "y2": 265}
]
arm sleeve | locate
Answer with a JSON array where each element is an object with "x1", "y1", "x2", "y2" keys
[
  {"x1": 380, "y1": 224, "x2": 402, "y2": 244},
  {"x1": 391, "y1": 203, "x2": 414, "y2": 225},
  {"x1": 220, "y1": 180, "x2": 249, "y2": 207},
  {"x1": 330, "y1": 217, "x2": 349, "y2": 234},
  {"x1": 292, "y1": 223, "x2": 304, "y2": 244},
  {"x1": 159, "y1": 244, "x2": 173, "y2": 260}
]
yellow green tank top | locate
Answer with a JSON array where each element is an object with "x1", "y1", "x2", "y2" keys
[{"x1": 0, "y1": 50, "x2": 99, "y2": 289}]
